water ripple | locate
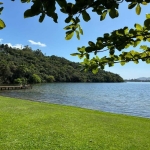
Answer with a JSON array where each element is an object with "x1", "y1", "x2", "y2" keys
[{"x1": 0, "y1": 82, "x2": 150, "y2": 118}]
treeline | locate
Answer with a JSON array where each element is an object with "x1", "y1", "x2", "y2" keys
[{"x1": 0, "y1": 44, "x2": 124, "y2": 84}]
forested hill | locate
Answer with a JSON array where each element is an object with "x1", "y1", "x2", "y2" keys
[{"x1": 0, "y1": 44, "x2": 124, "y2": 84}]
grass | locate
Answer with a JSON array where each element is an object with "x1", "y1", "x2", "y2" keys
[{"x1": 0, "y1": 96, "x2": 150, "y2": 150}]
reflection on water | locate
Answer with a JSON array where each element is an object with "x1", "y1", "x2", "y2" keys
[{"x1": 0, "y1": 82, "x2": 150, "y2": 118}]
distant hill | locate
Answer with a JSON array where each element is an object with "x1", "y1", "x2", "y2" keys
[
  {"x1": 136, "y1": 77, "x2": 150, "y2": 80},
  {"x1": 0, "y1": 44, "x2": 124, "y2": 84}
]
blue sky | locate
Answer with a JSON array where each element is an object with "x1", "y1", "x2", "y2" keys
[{"x1": 1, "y1": 0, "x2": 150, "y2": 79}]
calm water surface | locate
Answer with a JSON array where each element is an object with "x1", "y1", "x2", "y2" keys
[{"x1": 0, "y1": 82, "x2": 150, "y2": 118}]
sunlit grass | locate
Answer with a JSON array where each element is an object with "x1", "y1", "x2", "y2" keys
[{"x1": 0, "y1": 96, "x2": 150, "y2": 150}]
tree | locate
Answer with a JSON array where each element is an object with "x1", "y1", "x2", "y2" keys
[
  {"x1": 30, "y1": 74, "x2": 41, "y2": 83},
  {"x1": 1, "y1": 0, "x2": 150, "y2": 73},
  {"x1": 46, "y1": 75, "x2": 55, "y2": 82}
]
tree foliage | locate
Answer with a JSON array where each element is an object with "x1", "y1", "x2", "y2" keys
[
  {"x1": 1, "y1": 0, "x2": 150, "y2": 72},
  {"x1": 0, "y1": 44, "x2": 124, "y2": 84}
]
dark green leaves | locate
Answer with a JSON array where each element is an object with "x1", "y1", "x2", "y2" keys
[
  {"x1": 23, "y1": 0, "x2": 58, "y2": 23},
  {"x1": 0, "y1": 7, "x2": 3, "y2": 14},
  {"x1": 128, "y1": 2, "x2": 137, "y2": 9},
  {"x1": 88, "y1": 41, "x2": 95, "y2": 47},
  {"x1": 65, "y1": 16, "x2": 72, "y2": 23},
  {"x1": 18, "y1": 0, "x2": 150, "y2": 72},
  {"x1": 82, "y1": 10, "x2": 90, "y2": 22},
  {"x1": 24, "y1": 0, "x2": 41, "y2": 19},
  {"x1": 39, "y1": 13, "x2": 45, "y2": 23},
  {"x1": 56, "y1": 0, "x2": 67, "y2": 8},
  {"x1": 109, "y1": 9, "x2": 119, "y2": 19},
  {"x1": 24, "y1": 9, "x2": 36, "y2": 18},
  {"x1": 144, "y1": 19, "x2": 150, "y2": 29},
  {"x1": 64, "y1": 18, "x2": 83, "y2": 40},
  {"x1": 21, "y1": 0, "x2": 30, "y2": 3}
]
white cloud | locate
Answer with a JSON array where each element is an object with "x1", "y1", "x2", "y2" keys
[
  {"x1": 28, "y1": 40, "x2": 46, "y2": 47},
  {"x1": 0, "y1": 38, "x2": 3, "y2": 43},
  {"x1": 5, "y1": 43, "x2": 23, "y2": 49}
]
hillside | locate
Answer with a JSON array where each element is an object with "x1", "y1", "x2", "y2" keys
[{"x1": 0, "y1": 44, "x2": 124, "y2": 84}]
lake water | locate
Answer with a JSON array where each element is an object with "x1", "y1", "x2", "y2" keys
[{"x1": 0, "y1": 82, "x2": 150, "y2": 118}]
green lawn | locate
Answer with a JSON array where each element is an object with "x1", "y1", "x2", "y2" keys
[{"x1": 0, "y1": 96, "x2": 150, "y2": 150}]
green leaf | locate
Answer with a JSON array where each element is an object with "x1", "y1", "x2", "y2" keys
[
  {"x1": 120, "y1": 61, "x2": 126, "y2": 66},
  {"x1": 134, "y1": 40, "x2": 141, "y2": 47},
  {"x1": 136, "y1": 4, "x2": 141, "y2": 15},
  {"x1": 77, "y1": 46, "x2": 85, "y2": 53},
  {"x1": 0, "y1": 7, "x2": 3, "y2": 13},
  {"x1": 134, "y1": 60, "x2": 139, "y2": 64},
  {"x1": 146, "y1": 58, "x2": 150, "y2": 64},
  {"x1": 65, "y1": 16, "x2": 72, "y2": 23},
  {"x1": 88, "y1": 41, "x2": 95, "y2": 47},
  {"x1": 136, "y1": 36, "x2": 143, "y2": 40},
  {"x1": 130, "y1": 50, "x2": 136, "y2": 56},
  {"x1": 75, "y1": 30, "x2": 80, "y2": 40},
  {"x1": 78, "y1": 54, "x2": 84, "y2": 59},
  {"x1": 108, "y1": 62, "x2": 114, "y2": 67},
  {"x1": 39, "y1": 13, "x2": 45, "y2": 23},
  {"x1": 79, "y1": 25, "x2": 83, "y2": 35},
  {"x1": 0, "y1": 19, "x2": 6, "y2": 29},
  {"x1": 70, "y1": 53, "x2": 80, "y2": 56},
  {"x1": 146, "y1": 14, "x2": 150, "y2": 19},
  {"x1": 24, "y1": 9, "x2": 35, "y2": 18},
  {"x1": 0, "y1": 2, "x2": 3, "y2": 5},
  {"x1": 21, "y1": 0, "x2": 30, "y2": 3},
  {"x1": 134, "y1": 23, "x2": 142, "y2": 31},
  {"x1": 124, "y1": 27, "x2": 128, "y2": 35},
  {"x1": 147, "y1": 38, "x2": 150, "y2": 42},
  {"x1": 86, "y1": 53, "x2": 89, "y2": 59},
  {"x1": 140, "y1": 52, "x2": 147, "y2": 58},
  {"x1": 109, "y1": 9, "x2": 119, "y2": 19},
  {"x1": 56, "y1": 0, "x2": 67, "y2": 8},
  {"x1": 140, "y1": 45, "x2": 148, "y2": 51},
  {"x1": 144, "y1": 19, "x2": 150, "y2": 29},
  {"x1": 51, "y1": 13, "x2": 58, "y2": 23},
  {"x1": 65, "y1": 31, "x2": 74, "y2": 40},
  {"x1": 75, "y1": 17, "x2": 80, "y2": 23},
  {"x1": 94, "y1": 50, "x2": 97, "y2": 55},
  {"x1": 100, "y1": 10, "x2": 107, "y2": 21},
  {"x1": 85, "y1": 47, "x2": 93, "y2": 53},
  {"x1": 128, "y1": 2, "x2": 137, "y2": 9},
  {"x1": 82, "y1": 10, "x2": 90, "y2": 22},
  {"x1": 125, "y1": 44, "x2": 130, "y2": 49},
  {"x1": 142, "y1": 1, "x2": 147, "y2": 5},
  {"x1": 92, "y1": 68, "x2": 98, "y2": 74}
]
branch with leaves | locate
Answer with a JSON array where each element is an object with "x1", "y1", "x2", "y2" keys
[
  {"x1": 0, "y1": 2, "x2": 5, "y2": 30},
  {"x1": 2, "y1": 0, "x2": 150, "y2": 73}
]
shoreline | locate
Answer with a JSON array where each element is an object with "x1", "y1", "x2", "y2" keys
[{"x1": 0, "y1": 95, "x2": 149, "y2": 119}]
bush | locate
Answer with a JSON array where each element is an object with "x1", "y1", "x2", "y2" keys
[
  {"x1": 46, "y1": 75, "x2": 55, "y2": 82},
  {"x1": 31, "y1": 74, "x2": 41, "y2": 83}
]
